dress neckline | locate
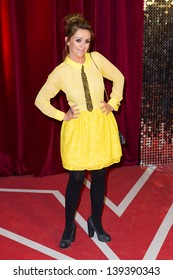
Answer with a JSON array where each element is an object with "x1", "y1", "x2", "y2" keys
[{"x1": 65, "y1": 53, "x2": 91, "y2": 69}]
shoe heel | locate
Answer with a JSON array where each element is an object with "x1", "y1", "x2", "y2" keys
[{"x1": 87, "y1": 216, "x2": 111, "y2": 242}]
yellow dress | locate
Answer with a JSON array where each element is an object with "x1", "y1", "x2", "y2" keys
[{"x1": 35, "y1": 52, "x2": 124, "y2": 170}]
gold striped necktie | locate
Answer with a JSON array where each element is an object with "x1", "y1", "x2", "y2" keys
[{"x1": 81, "y1": 65, "x2": 93, "y2": 111}]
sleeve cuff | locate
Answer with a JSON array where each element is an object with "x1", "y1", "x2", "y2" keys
[
  {"x1": 54, "y1": 110, "x2": 65, "y2": 121},
  {"x1": 108, "y1": 97, "x2": 121, "y2": 111}
]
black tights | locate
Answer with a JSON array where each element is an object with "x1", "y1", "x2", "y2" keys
[{"x1": 62, "y1": 168, "x2": 107, "y2": 239}]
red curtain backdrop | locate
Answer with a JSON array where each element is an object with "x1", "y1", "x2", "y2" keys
[{"x1": 0, "y1": 0, "x2": 144, "y2": 176}]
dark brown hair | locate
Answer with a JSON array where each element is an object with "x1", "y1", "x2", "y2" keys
[{"x1": 63, "y1": 13, "x2": 94, "y2": 58}]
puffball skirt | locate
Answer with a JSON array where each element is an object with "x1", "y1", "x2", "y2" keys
[{"x1": 60, "y1": 109, "x2": 122, "y2": 171}]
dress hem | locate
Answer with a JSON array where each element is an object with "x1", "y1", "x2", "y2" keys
[{"x1": 62, "y1": 157, "x2": 122, "y2": 171}]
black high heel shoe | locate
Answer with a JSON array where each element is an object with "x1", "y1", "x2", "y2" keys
[
  {"x1": 87, "y1": 216, "x2": 111, "y2": 242},
  {"x1": 59, "y1": 223, "x2": 76, "y2": 249}
]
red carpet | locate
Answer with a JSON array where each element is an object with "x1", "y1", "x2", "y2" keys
[{"x1": 0, "y1": 165, "x2": 173, "y2": 260}]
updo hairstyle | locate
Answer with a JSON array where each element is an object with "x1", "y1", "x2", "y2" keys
[{"x1": 63, "y1": 13, "x2": 94, "y2": 58}]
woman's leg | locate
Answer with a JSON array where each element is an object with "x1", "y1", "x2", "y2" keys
[
  {"x1": 61, "y1": 170, "x2": 85, "y2": 240},
  {"x1": 90, "y1": 167, "x2": 107, "y2": 233}
]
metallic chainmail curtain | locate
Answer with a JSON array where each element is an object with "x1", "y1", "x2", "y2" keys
[{"x1": 140, "y1": 0, "x2": 173, "y2": 166}]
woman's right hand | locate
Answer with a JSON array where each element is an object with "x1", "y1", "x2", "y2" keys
[{"x1": 63, "y1": 105, "x2": 80, "y2": 121}]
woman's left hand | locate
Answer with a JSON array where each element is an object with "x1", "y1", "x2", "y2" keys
[{"x1": 100, "y1": 101, "x2": 114, "y2": 115}]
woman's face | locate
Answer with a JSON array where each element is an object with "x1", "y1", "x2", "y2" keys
[{"x1": 67, "y1": 29, "x2": 91, "y2": 63}]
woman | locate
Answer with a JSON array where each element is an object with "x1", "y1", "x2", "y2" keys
[{"x1": 35, "y1": 13, "x2": 124, "y2": 249}]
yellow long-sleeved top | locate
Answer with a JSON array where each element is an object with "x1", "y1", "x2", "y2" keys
[{"x1": 35, "y1": 51, "x2": 124, "y2": 121}]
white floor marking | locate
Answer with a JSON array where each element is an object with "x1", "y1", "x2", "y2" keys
[
  {"x1": 143, "y1": 203, "x2": 173, "y2": 260},
  {"x1": 0, "y1": 188, "x2": 54, "y2": 193},
  {"x1": 85, "y1": 166, "x2": 157, "y2": 216},
  {"x1": 0, "y1": 227, "x2": 74, "y2": 260}
]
